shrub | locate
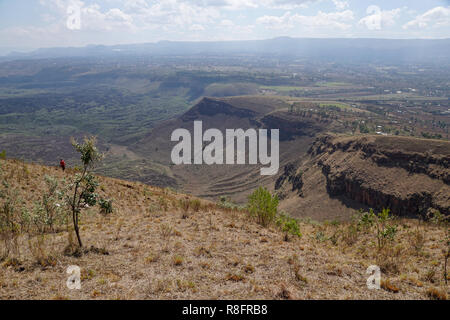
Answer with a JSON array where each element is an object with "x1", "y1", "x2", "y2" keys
[
  {"x1": 172, "y1": 255, "x2": 184, "y2": 266},
  {"x1": 426, "y1": 287, "x2": 447, "y2": 300},
  {"x1": 217, "y1": 196, "x2": 244, "y2": 211},
  {"x1": 31, "y1": 175, "x2": 66, "y2": 233},
  {"x1": 428, "y1": 209, "x2": 448, "y2": 226},
  {"x1": 160, "y1": 224, "x2": 173, "y2": 239},
  {"x1": 276, "y1": 212, "x2": 302, "y2": 239},
  {"x1": 444, "y1": 234, "x2": 449, "y2": 285},
  {"x1": 178, "y1": 198, "x2": 190, "y2": 218},
  {"x1": 226, "y1": 273, "x2": 245, "y2": 282},
  {"x1": 380, "y1": 279, "x2": 400, "y2": 293},
  {"x1": 0, "y1": 182, "x2": 22, "y2": 258},
  {"x1": 375, "y1": 208, "x2": 398, "y2": 250},
  {"x1": 342, "y1": 223, "x2": 359, "y2": 246},
  {"x1": 409, "y1": 227, "x2": 425, "y2": 254},
  {"x1": 27, "y1": 234, "x2": 57, "y2": 268},
  {"x1": 99, "y1": 198, "x2": 113, "y2": 215},
  {"x1": 358, "y1": 208, "x2": 375, "y2": 230},
  {"x1": 247, "y1": 187, "x2": 278, "y2": 227},
  {"x1": 190, "y1": 199, "x2": 201, "y2": 212},
  {"x1": 356, "y1": 208, "x2": 398, "y2": 250},
  {"x1": 179, "y1": 198, "x2": 190, "y2": 212},
  {"x1": 158, "y1": 196, "x2": 168, "y2": 211}
]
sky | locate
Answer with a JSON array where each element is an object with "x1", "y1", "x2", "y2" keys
[{"x1": 0, "y1": 0, "x2": 449, "y2": 54}]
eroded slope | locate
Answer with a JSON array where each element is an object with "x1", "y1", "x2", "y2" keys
[{"x1": 276, "y1": 135, "x2": 450, "y2": 220}]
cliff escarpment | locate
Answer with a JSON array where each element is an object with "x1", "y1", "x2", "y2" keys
[{"x1": 276, "y1": 135, "x2": 449, "y2": 220}]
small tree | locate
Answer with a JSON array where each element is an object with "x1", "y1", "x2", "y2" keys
[
  {"x1": 247, "y1": 187, "x2": 278, "y2": 227},
  {"x1": 68, "y1": 136, "x2": 103, "y2": 247},
  {"x1": 374, "y1": 208, "x2": 397, "y2": 250}
]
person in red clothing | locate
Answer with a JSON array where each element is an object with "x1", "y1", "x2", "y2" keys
[{"x1": 60, "y1": 159, "x2": 66, "y2": 172}]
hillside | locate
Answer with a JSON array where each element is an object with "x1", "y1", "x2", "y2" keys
[
  {"x1": 132, "y1": 97, "x2": 450, "y2": 222},
  {"x1": 131, "y1": 96, "x2": 336, "y2": 202},
  {"x1": 0, "y1": 159, "x2": 448, "y2": 300},
  {"x1": 2, "y1": 95, "x2": 448, "y2": 223},
  {"x1": 276, "y1": 135, "x2": 450, "y2": 221}
]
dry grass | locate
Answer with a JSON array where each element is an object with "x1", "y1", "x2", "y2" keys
[{"x1": 0, "y1": 159, "x2": 449, "y2": 300}]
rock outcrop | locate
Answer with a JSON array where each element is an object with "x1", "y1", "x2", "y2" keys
[{"x1": 277, "y1": 134, "x2": 450, "y2": 219}]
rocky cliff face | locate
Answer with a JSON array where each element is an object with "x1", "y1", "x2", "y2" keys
[
  {"x1": 309, "y1": 135, "x2": 450, "y2": 184},
  {"x1": 277, "y1": 135, "x2": 450, "y2": 220},
  {"x1": 275, "y1": 163, "x2": 303, "y2": 199}
]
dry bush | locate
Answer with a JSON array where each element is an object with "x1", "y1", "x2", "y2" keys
[
  {"x1": 426, "y1": 287, "x2": 447, "y2": 300},
  {"x1": 190, "y1": 199, "x2": 201, "y2": 212},
  {"x1": 160, "y1": 224, "x2": 173, "y2": 252},
  {"x1": 276, "y1": 284, "x2": 292, "y2": 300},
  {"x1": 145, "y1": 251, "x2": 160, "y2": 264},
  {"x1": 27, "y1": 235, "x2": 57, "y2": 268},
  {"x1": 341, "y1": 223, "x2": 359, "y2": 246},
  {"x1": 243, "y1": 263, "x2": 255, "y2": 274},
  {"x1": 377, "y1": 247, "x2": 402, "y2": 275},
  {"x1": 408, "y1": 227, "x2": 425, "y2": 255},
  {"x1": 423, "y1": 268, "x2": 436, "y2": 283},
  {"x1": 292, "y1": 264, "x2": 308, "y2": 285},
  {"x1": 179, "y1": 198, "x2": 190, "y2": 219},
  {"x1": 193, "y1": 246, "x2": 212, "y2": 258},
  {"x1": 381, "y1": 279, "x2": 400, "y2": 293},
  {"x1": 172, "y1": 255, "x2": 184, "y2": 266},
  {"x1": 152, "y1": 278, "x2": 172, "y2": 294},
  {"x1": 160, "y1": 224, "x2": 173, "y2": 240},
  {"x1": 226, "y1": 273, "x2": 246, "y2": 282},
  {"x1": 158, "y1": 196, "x2": 168, "y2": 211}
]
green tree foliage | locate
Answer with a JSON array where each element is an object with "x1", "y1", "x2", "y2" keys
[
  {"x1": 374, "y1": 208, "x2": 398, "y2": 250},
  {"x1": 247, "y1": 187, "x2": 279, "y2": 227},
  {"x1": 276, "y1": 212, "x2": 302, "y2": 239},
  {"x1": 99, "y1": 198, "x2": 113, "y2": 215},
  {"x1": 357, "y1": 208, "x2": 398, "y2": 250},
  {"x1": 68, "y1": 136, "x2": 103, "y2": 247},
  {"x1": 359, "y1": 123, "x2": 370, "y2": 133}
]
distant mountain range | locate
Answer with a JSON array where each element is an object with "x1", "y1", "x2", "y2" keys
[{"x1": 3, "y1": 37, "x2": 450, "y2": 64}]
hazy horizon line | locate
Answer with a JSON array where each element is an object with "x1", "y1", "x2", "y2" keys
[{"x1": 2, "y1": 36, "x2": 449, "y2": 57}]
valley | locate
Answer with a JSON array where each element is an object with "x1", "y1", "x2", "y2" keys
[
  {"x1": 0, "y1": 39, "x2": 449, "y2": 221},
  {"x1": 0, "y1": 38, "x2": 448, "y2": 301}
]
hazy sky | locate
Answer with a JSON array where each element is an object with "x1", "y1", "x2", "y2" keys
[{"x1": 0, "y1": 0, "x2": 449, "y2": 53}]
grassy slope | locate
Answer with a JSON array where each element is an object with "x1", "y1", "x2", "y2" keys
[{"x1": 0, "y1": 159, "x2": 448, "y2": 300}]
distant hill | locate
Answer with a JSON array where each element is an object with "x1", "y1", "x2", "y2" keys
[{"x1": 4, "y1": 37, "x2": 450, "y2": 64}]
